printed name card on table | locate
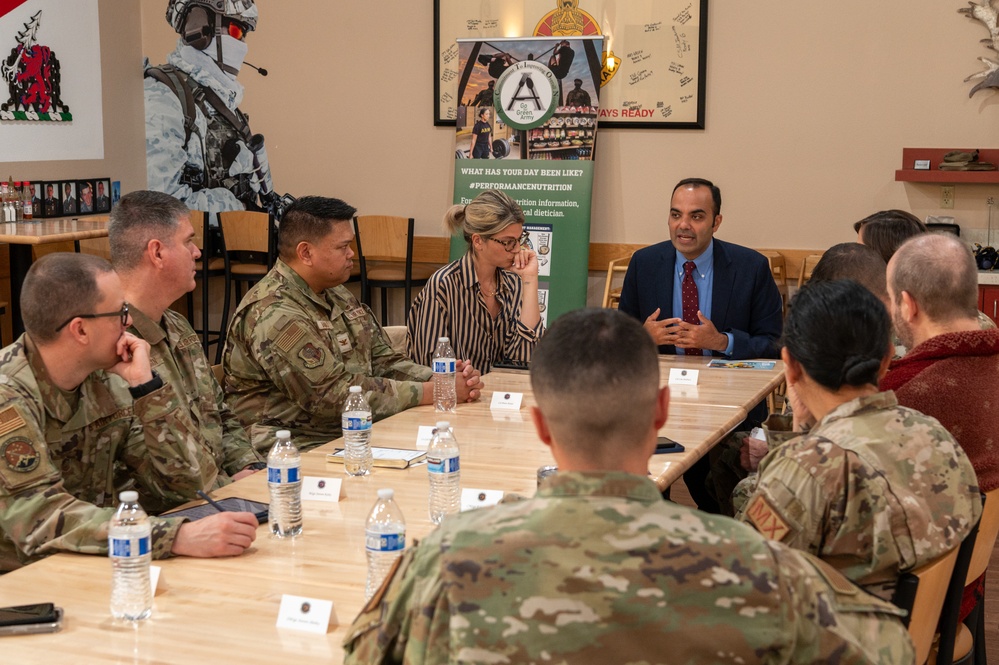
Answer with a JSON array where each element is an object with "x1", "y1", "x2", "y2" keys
[
  {"x1": 302, "y1": 476, "x2": 345, "y2": 502},
  {"x1": 490, "y1": 391, "x2": 523, "y2": 410},
  {"x1": 416, "y1": 425, "x2": 436, "y2": 450},
  {"x1": 276, "y1": 594, "x2": 335, "y2": 634},
  {"x1": 461, "y1": 488, "x2": 504, "y2": 512},
  {"x1": 668, "y1": 368, "x2": 699, "y2": 386}
]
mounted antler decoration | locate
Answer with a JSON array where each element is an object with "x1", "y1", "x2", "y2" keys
[{"x1": 960, "y1": 0, "x2": 999, "y2": 96}]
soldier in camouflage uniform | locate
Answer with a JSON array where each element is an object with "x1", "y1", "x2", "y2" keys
[
  {"x1": 108, "y1": 190, "x2": 264, "y2": 514},
  {"x1": 224, "y1": 196, "x2": 484, "y2": 451},
  {"x1": 145, "y1": 0, "x2": 283, "y2": 214},
  {"x1": 343, "y1": 308, "x2": 914, "y2": 664},
  {"x1": 735, "y1": 279, "x2": 981, "y2": 600},
  {"x1": 0, "y1": 253, "x2": 257, "y2": 573}
]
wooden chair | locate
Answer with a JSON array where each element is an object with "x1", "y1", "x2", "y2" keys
[
  {"x1": 217, "y1": 210, "x2": 275, "y2": 363},
  {"x1": 184, "y1": 211, "x2": 226, "y2": 357},
  {"x1": 353, "y1": 215, "x2": 435, "y2": 325},
  {"x1": 757, "y1": 250, "x2": 788, "y2": 315},
  {"x1": 797, "y1": 253, "x2": 823, "y2": 288},
  {"x1": 211, "y1": 363, "x2": 224, "y2": 387},
  {"x1": 894, "y1": 515, "x2": 980, "y2": 665},
  {"x1": 382, "y1": 325, "x2": 409, "y2": 356},
  {"x1": 929, "y1": 489, "x2": 999, "y2": 665},
  {"x1": 601, "y1": 255, "x2": 631, "y2": 309}
]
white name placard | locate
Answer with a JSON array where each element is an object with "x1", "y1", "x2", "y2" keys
[
  {"x1": 302, "y1": 476, "x2": 345, "y2": 502},
  {"x1": 416, "y1": 425, "x2": 436, "y2": 450},
  {"x1": 276, "y1": 594, "x2": 334, "y2": 634},
  {"x1": 461, "y1": 488, "x2": 504, "y2": 512},
  {"x1": 490, "y1": 391, "x2": 523, "y2": 410},
  {"x1": 668, "y1": 368, "x2": 699, "y2": 386}
]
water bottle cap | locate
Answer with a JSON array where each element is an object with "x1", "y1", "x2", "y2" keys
[
  {"x1": 349, "y1": 386, "x2": 361, "y2": 393},
  {"x1": 438, "y1": 336, "x2": 449, "y2": 343},
  {"x1": 276, "y1": 430, "x2": 291, "y2": 440},
  {"x1": 377, "y1": 488, "x2": 394, "y2": 500},
  {"x1": 436, "y1": 421, "x2": 450, "y2": 430},
  {"x1": 118, "y1": 490, "x2": 139, "y2": 502}
]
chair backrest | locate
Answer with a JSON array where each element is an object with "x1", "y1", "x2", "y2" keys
[
  {"x1": 353, "y1": 215, "x2": 414, "y2": 263},
  {"x1": 218, "y1": 210, "x2": 273, "y2": 255},
  {"x1": 757, "y1": 250, "x2": 787, "y2": 285},
  {"x1": 797, "y1": 253, "x2": 823, "y2": 287},
  {"x1": 602, "y1": 255, "x2": 631, "y2": 308},
  {"x1": 966, "y1": 487, "x2": 999, "y2": 584},
  {"x1": 382, "y1": 325, "x2": 409, "y2": 356},
  {"x1": 189, "y1": 210, "x2": 209, "y2": 251},
  {"x1": 894, "y1": 547, "x2": 960, "y2": 664},
  {"x1": 211, "y1": 363, "x2": 224, "y2": 386}
]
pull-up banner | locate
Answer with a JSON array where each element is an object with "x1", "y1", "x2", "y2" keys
[{"x1": 452, "y1": 35, "x2": 602, "y2": 326}]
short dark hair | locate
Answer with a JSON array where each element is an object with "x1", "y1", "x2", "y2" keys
[
  {"x1": 809, "y1": 243, "x2": 888, "y2": 302},
  {"x1": 783, "y1": 280, "x2": 890, "y2": 390},
  {"x1": 672, "y1": 178, "x2": 721, "y2": 216},
  {"x1": 890, "y1": 233, "x2": 979, "y2": 322},
  {"x1": 278, "y1": 196, "x2": 357, "y2": 260},
  {"x1": 22, "y1": 253, "x2": 114, "y2": 343},
  {"x1": 531, "y1": 309, "x2": 660, "y2": 460},
  {"x1": 109, "y1": 190, "x2": 189, "y2": 270},
  {"x1": 854, "y1": 210, "x2": 927, "y2": 263}
]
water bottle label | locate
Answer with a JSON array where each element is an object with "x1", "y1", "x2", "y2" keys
[
  {"x1": 427, "y1": 455, "x2": 460, "y2": 474},
  {"x1": 342, "y1": 415, "x2": 372, "y2": 431},
  {"x1": 433, "y1": 358, "x2": 455, "y2": 374},
  {"x1": 110, "y1": 535, "x2": 151, "y2": 557},
  {"x1": 268, "y1": 466, "x2": 301, "y2": 483},
  {"x1": 365, "y1": 530, "x2": 405, "y2": 552}
]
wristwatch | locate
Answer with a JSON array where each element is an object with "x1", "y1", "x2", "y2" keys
[{"x1": 128, "y1": 371, "x2": 163, "y2": 399}]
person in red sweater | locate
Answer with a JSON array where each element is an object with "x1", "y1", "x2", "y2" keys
[{"x1": 881, "y1": 232, "x2": 999, "y2": 621}]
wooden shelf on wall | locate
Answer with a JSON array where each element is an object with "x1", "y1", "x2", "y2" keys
[{"x1": 895, "y1": 148, "x2": 999, "y2": 184}]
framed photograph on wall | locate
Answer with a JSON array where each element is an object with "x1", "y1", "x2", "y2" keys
[
  {"x1": 29, "y1": 182, "x2": 41, "y2": 218},
  {"x1": 94, "y1": 178, "x2": 111, "y2": 213},
  {"x1": 40, "y1": 181, "x2": 61, "y2": 218},
  {"x1": 76, "y1": 179, "x2": 96, "y2": 215},
  {"x1": 60, "y1": 181, "x2": 77, "y2": 215},
  {"x1": 111, "y1": 180, "x2": 121, "y2": 208},
  {"x1": 434, "y1": 0, "x2": 708, "y2": 129}
]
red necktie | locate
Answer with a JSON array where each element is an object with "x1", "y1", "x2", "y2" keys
[{"x1": 682, "y1": 261, "x2": 704, "y2": 356}]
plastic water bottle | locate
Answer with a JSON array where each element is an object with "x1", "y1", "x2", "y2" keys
[
  {"x1": 109, "y1": 491, "x2": 152, "y2": 621},
  {"x1": 267, "y1": 429, "x2": 302, "y2": 538},
  {"x1": 428, "y1": 421, "x2": 461, "y2": 524},
  {"x1": 433, "y1": 336, "x2": 457, "y2": 412},
  {"x1": 365, "y1": 488, "x2": 406, "y2": 600},
  {"x1": 342, "y1": 386, "x2": 373, "y2": 476}
]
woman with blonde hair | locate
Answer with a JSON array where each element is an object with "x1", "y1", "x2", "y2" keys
[{"x1": 408, "y1": 189, "x2": 543, "y2": 371}]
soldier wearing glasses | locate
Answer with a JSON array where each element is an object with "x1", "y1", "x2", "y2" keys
[
  {"x1": 0, "y1": 253, "x2": 258, "y2": 573},
  {"x1": 408, "y1": 189, "x2": 544, "y2": 372}
]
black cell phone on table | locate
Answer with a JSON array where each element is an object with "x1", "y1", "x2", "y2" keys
[
  {"x1": 0, "y1": 603, "x2": 63, "y2": 636},
  {"x1": 655, "y1": 436, "x2": 685, "y2": 454},
  {"x1": 491, "y1": 358, "x2": 529, "y2": 371},
  {"x1": 165, "y1": 497, "x2": 269, "y2": 523}
]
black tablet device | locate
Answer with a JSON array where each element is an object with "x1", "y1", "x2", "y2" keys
[{"x1": 166, "y1": 497, "x2": 269, "y2": 523}]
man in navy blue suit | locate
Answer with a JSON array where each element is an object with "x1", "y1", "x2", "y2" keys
[{"x1": 618, "y1": 178, "x2": 783, "y2": 512}]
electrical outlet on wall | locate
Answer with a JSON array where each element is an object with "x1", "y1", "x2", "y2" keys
[{"x1": 941, "y1": 186, "x2": 955, "y2": 209}]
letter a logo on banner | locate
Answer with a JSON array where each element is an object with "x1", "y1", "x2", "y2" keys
[{"x1": 495, "y1": 60, "x2": 559, "y2": 131}]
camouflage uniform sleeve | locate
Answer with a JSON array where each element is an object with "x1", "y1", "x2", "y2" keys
[
  {"x1": 213, "y1": 373, "x2": 264, "y2": 475},
  {"x1": 344, "y1": 528, "x2": 455, "y2": 664},
  {"x1": 0, "y1": 399, "x2": 186, "y2": 567},
  {"x1": 734, "y1": 444, "x2": 828, "y2": 555},
  {"x1": 118, "y1": 380, "x2": 220, "y2": 512},
  {"x1": 250, "y1": 305, "x2": 428, "y2": 424},
  {"x1": 369, "y1": 314, "x2": 433, "y2": 384},
  {"x1": 769, "y1": 542, "x2": 914, "y2": 663}
]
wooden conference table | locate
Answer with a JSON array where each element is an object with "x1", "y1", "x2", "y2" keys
[
  {"x1": 0, "y1": 218, "x2": 110, "y2": 338},
  {"x1": 0, "y1": 356, "x2": 783, "y2": 663}
]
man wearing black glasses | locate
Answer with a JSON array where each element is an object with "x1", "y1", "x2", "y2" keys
[
  {"x1": 0, "y1": 252, "x2": 258, "y2": 573},
  {"x1": 108, "y1": 190, "x2": 264, "y2": 513}
]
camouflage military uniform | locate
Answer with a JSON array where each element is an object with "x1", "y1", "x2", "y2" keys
[
  {"x1": 145, "y1": 43, "x2": 273, "y2": 212},
  {"x1": 0, "y1": 336, "x2": 213, "y2": 572},
  {"x1": 224, "y1": 259, "x2": 432, "y2": 452},
  {"x1": 128, "y1": 306, "x2": 263, "y2": 511},
  {"x1": 344, "y1": 471, "x2": 913, "y2": 664},
  {"x1": 735, "y1": 391, "x2": 982, "y2": 599}
]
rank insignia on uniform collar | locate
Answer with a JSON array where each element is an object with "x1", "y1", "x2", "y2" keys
[
  {"x1": 2, "y1": 438, "x2": 40, "y2": 473},
  {"x1": 299, "y1": 343, "x2": 325, "y2": 369}
]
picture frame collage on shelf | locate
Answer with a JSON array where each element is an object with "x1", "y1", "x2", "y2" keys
[{"x1": 34, "y1": 177, "x2": 113, "y2": 218}]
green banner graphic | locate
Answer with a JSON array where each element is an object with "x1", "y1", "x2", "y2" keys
[{"x1": 452, "y1": 36, "x2": 602, "y2": 326}]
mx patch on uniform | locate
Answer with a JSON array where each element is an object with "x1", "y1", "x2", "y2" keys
[
  {"x1": 2, "y1": 438, "x2": 40, "y2": 473},
  {"x1": 745, "y1": 494, "x2": 791, "y2": 542},
  {"x1": 299, "y1": 343, "x2": 325, "y2": 369}
]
